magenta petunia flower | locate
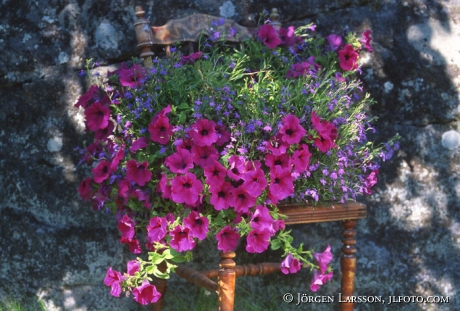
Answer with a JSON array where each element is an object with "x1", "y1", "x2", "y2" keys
[
  {"x1": 280, "y1": 114, "x2": 307, "y2": 145},
  {"x1": 204, "y1": 160, "x2": 227, "y2": 188},
  {"x1": 148, "y1": 114, "x2": 173, "y2": 145},
  {"x1": 290, "y1": 143, "x2": 312, "y2": 174},
  {"x1": 216, "y1": 226, "x2": 240, "y2": 252},
  {"x1": 250, "y1": 205, "x2": 276, "y2": 234},
  {"x1": 165, "y1": 149, "x2": 194, "y2": 174},
  {"x1": 258, "y1": 24, "x2": 282, "y2": 49},
  {"x1": 84, "y1": 101, "x2": 111, "y2": 131},
  {"x1": 311, "y1": 111, "x2": 338, "y2": 153},
  {"x1": 362, "y1": 169, "x2": 379, "y2": 195},
  {"x1": 241, "y1": 167, "x2": 267, "y2": 197},
  {"x1": 209, "y1": 181, "x2": 234, "y2": 210},
  {"x1": 245, "y1": 228, "x2": 271, "y2": 253},
  {"x1": 147, "y1": 216, "x2": 168, "y2": 243},
  {"x1": 169, "y1": 225, "x2": 196, "y2": 252},
  {"x1": 215, "y1": 124, "x2": 231, "y2": 146},
  {"x1": 95, "y1": 121, "x2": 114, "y2": 141},
  {"x1": 180, "y1": 51, "x2": 203, "y2": 64},
  {"x1": 310, "y1": 269, "x2": 333, "y2": 292},
  {"x1": 188, "y1": 119, "x2": 218, "y2": 146},
  {"x1": 126, "y1": 159, "x2": 152, "y2": 186},
  {"x1": 265, "y1": 153, "x2": 290, "y2": 172},
  {"x1": 127, "y1": 260, "x2": 140, "y2": 276},
  {"x1": 360, "y1": 29, "x2": 373, "y2": 52},
  {"x1": 130, "y1": 137, "x2": 149, "y2": 152},
  {"x1": 120, "y1": 237, "x2": 142, "y2": 254},
  {"x1": 313, "y1": 244, "x2": 333, "y2": 274},
  {"x1": 170, "y1": 172, "x2": 203, "y2": 206},
  {"x1": 156, "y1": 174, "x2": 171, "y2": 200},
  {"x1": 233, "y1": 186, "x2": 257, "y2": 213},
  {"x1": 265, "y1": 134, "x2": 289, "y2": 155},
  {"x1": 92, "y1": 160, "x2": 112, "y2": 183},
  {"x1": 338, "y1": 44, "x2": 359, "y2": 71},
  {"x1": 104, "y1": 267, "x2": 123, "y2": 297},
  {"x1": 227, "y1": 155, "x2": 247, "y2": 181},
  {"x1": 191, "y1": 144, "x2": 219, "y2": 168},
  {"x1": 268, "y1": 166, "x2": 294, "y2": 204},
  {"x1": 326, "y1": 33, "x2": 343, "y2": 51},
  {"x1": 118, "y1": 63, "x2": 146, "y2": 88},
  {"x1": 118, "y1": 214, "x2": 136, "y2": 239},
  {"x1": 183, "y1": 211, "x2": 209, "y2": 240},
  {"x1": 110, "y1": 144, "x2": 125, "y2": 171},
  {"x1": 78, "y1": 177, "x2": 93, "y2": 201},
  {"x1": 132, "y1": 279, "x2": 161, "y2": 305},
  {"x1": 75, "y1": 85, "x2": 99, "y2": 108},
  {"x1": 117, "y1": 178, "x2": 131, "y2": 202},
  {"x1": 280, "y1": 253, "x2": 302, "y2": 274},
  {"x1": 278, "y1": 26, "x2": 297, "y2": 47}
]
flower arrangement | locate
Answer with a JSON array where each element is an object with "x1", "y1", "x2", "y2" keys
[{"x1": 75, "y1": 15, "x2": 398, "y2": 305}]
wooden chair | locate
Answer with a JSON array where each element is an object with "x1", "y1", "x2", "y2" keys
[{"x1": 134, "y1": 6, "x2": 367, "y2": 311}]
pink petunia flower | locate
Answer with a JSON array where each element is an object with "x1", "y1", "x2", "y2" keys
[
  {"x1": 148, "y1": 114, "x2": 173, "y2": 145},
  {"x1": 360, "y1": 29, "x2": 373, "y2": 52},
  {"x1": 250, "y1": 205, "x2": 276, "y2": 235},
  {"x1": 94, "y1": 121, "x2": 114, "y2": 141},
  {"x1": 118, "y1": 63, "x2": 146, "y2": 88},
  {"x1": 313, "y1": 245, "x2": 333, "y2": 274},
  {"x1": 165, "y1": 149, "x2": 194, "y2": 174},
  {"x1": 130, "y1": 137, "x2": 149, "y2": 152},
  {"x1": 268, "y1": 166, "x2": 294, "y2": 204},
  {"x1": 127, "y1": 260, "x2": 140, "y2": 276},
  {"x1": 241, "y1": 166, "x2": 267, "y2": 197},
  {"x1": 104, "y1": 267, "x2": 123, "y2": 297},
  {"x1": 156, "y1": 174, "x2": 171, "y2": 200},
  {"x1": 280, "y1": 253, "x2": 302, "y2": 274},
  {"x1": 311, "y1": 111, "x2": 338, "y2": 153},
  {"x1": 118, "y1": 214, "x2": 136, "y2": 239},
  {"x1": 183, "y1": 211, "x2": 209, "y2": 240},
  {"x1": 310, "y1": 269, "x2": 333, "y2": 292},
  {"x1": 188, "y1": 119, "x2": 218, "y2": 146},
  {"x1": 209, "y1": 181, "x2": 234, "y2": 210},
  {"x1": 204, "y1": 160, "x2": 227, "y2": 188},
  {"x1": 326, "y1": 34, "x2": 343, "y2": 51},
  {"x1": 245, "y1": 228, "x2": 271, "y2": 253},
  {"x1": 120, "y1": 237, "x2": 142, "y2": 254},
  {"x1": 78, "y1": 177, "x2": 93, "y2": 201},
  {"x1": 265, "y1": 134, "x2": 289, "y2": 155},
  {"x1": 265, "y1": 153, "x2": 290, "y2": 172},
  {"x1": 110, "y1": 144, "x2": 125, "y2": 171},
  {"x1": 280, "y1": 114, "x2": 307, "y2": 145},
  {"x1": 278, "y1": 26, "x2": 297, "y2": 47},
  {"x1": 191, "y1": 144, "x2": 219, "y2": 168},
  {"x1": 169, "y1": 225, "x2": 196, "y2": 252},
  {"x1": 170, "y1": 172, "x2": 203, "y2": 206},
  {"x1": 84, "y1": 101, "x2": 111, "y2": 131},
  {"x1": 92, "y1": 160, "x2": 112, "y2": 183},
  {"x1": 147, "y1": 216, "x2": 168, "y2": 243},
  {"x1": 216, "y1": 226, "x2": 241, "y2": 252},
  {"x1": 233, "y1": 186, "x2": 257, "y2": 213},
  {"x1": 362, "y1": 169, "x2": 379, "y2": 195},
  {"x1": 290, "y1": 143, "x2": 312, "y2": 174},
  {"x1": 126, "y1": 159, "x2": 152, "y2": 186},
  {"x1": 215, "y1": 124, "x2": 231, "y2": 146},
  {"x1": 227, "y1": 155, "x2": 247, "y2": 181},
  {"x1": 338, "y1": 44, "x2": 359, "y2": 71},
  {"x1": 258, "y1": 24, "x2": 282, "y2": 49},
  {"x1": 132, "y1": 279, "x2": 161, "y2": 305},
  {"x1": 180, "y1": 51, "x2": 203, "y2": 64},
  {"x1": 117, "y1": 178, "x2": 131, "y2": 203},
  {"x1": 75, "y1": 85, "x2": 99, "y2": 109}
]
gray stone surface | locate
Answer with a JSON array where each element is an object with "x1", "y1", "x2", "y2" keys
[{"x1": 1, "y1": 0, "x2": 459, "y2": 310}]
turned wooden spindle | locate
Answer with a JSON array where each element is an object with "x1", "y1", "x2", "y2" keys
[
  {"x1": 218, "y1": 251, "x2": 237, "y2": 311},
  {"x1": 176, "y1": 265, "x2": 218, "y2": 292},
  {"x1": 269, "y1": 8, "x2": 282, "y2": 30},
  {"x1": 340, "y1": 219, "x2": 358, "y2": 311},
  {"x1": 134, "y1": 6, "x2": 155, "y2": 63}
]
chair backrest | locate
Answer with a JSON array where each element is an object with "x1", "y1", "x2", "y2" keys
[{"x1": 134, "y1": 6, "x2": 281, "y2": 60}]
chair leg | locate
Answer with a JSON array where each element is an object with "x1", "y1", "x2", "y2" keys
[
  {"x1": 340, "y1": 219, "x2": 357, "y2": 311},
  {"x1": 151, "y1": 261, "x2": 168, "y2": 311},
  {"x1": 218, "y1": 251, "x2": 236, "y2": 311}
]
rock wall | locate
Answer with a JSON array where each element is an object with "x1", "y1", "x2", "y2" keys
[{"x1": 1, "y1": 0, "x2": 459, "y2": 310}]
